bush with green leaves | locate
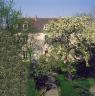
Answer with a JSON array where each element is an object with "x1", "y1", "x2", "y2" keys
[{"x1": 0, "y1": 0, "x2": 28, "y2": 96}]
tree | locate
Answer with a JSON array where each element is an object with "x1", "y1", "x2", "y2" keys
[
  {"x1": 0, "y1": 0, "x2": 28, "y2": 96},
  {"x1": 43, "y1": 16, "x2": 95, "y2": 80}
]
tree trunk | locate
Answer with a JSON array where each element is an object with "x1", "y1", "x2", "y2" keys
[
  {"x1": 67, "y1": 64, "x2": 72, "y2": 81},
  {"x1": 65, "y1": 52, "x2": 72, "y2": 81}
]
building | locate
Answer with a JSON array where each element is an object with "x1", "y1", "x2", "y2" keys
[
  {"x1": 17, "y1": 16, "x2": 57, "y2": 32},
  {"x1": 20, "y1": 16, "x2": 58, "y2": 59}
]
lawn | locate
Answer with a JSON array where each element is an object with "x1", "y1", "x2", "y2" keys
[
  {"x1": 27, "y1": 79, "x2": 38, "y2": 96},
  {"x1": 57, "y1": 75, "x2": 95, "y2": 96}
]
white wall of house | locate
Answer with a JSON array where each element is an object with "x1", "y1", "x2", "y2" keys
[{"x1": 27, "y1": 32, "x2": 49, "y2": 59}]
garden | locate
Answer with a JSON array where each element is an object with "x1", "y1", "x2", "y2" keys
[{"x1": 0, "y1": 0, "x2": 95, "y2": 96}]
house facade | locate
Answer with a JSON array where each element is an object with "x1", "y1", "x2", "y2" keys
[
  {"x1": 20, "y1": 16, "x2": 57, "y2": 59},
  {"x1": 17, "y1": 16, "x2": 57, "y2": 32}
]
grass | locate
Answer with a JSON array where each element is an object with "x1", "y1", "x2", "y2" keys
[
  {"x1": 27, "y1": 75, "x2": 95, "y2": 96},
  {"x1": 27, "y1": 79, "x2": 38, "y2": 96},
  {"x1": 57, "y1": 75, "x2": 95, "y2": 96},
  {"x1": 58, "y1": 75, "x2": 79, "y2": 96},
  {"x1": 73, "y1": 78, "x2": 95, "y2": 88}
]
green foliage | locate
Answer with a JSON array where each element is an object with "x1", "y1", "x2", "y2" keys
[
  {"x1": 73, "y1": 78, "x2": 95, "y2": 96},
  {"x1": 57, "y1": 75, "x2": 94, "y2": 96},
  {"x1": 73, "y1": 78, "x2": 95, "y2": 89},
  {"x1": 58, "y1": 75, "x2": 79, "y2": 96},
  {"x1": 36, "y1": 55, "x2": 52, "y2": 75},
  {"x1": 27, "y1": 79, "x2": 38, "y2": 96},
  {"x1": 0, "y1": 0, "x2": 21, "y2": 31},
  {"x1": 43, "y1": 16, "x2": 95, "y2": 80},
  {"x1": 0, "y1": 31, "x2": 28, "y2": 96},
  {"x1": 0, "y1": 0, "x2": 28, "y2": 96}
]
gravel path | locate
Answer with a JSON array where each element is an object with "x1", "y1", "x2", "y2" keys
[
  {"x1": 45, "y1": 87, "x2": 59, "y2": 96},
  {"x1": 90, "y1": 84, "x2": 95, "y2": 96}
]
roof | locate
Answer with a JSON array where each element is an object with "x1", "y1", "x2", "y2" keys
[
  {"x1": 32, "y1": 18, "x2": 50, "y2": 32},
  {"x1": 18, "y1": 17, "x2": 58, "y2": 32}
]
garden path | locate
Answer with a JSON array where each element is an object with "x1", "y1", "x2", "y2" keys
[
  {"x1": 90, "y1": 84, "x2": 95, "y2": 96},
  {"x1": 45, "y1": 86, "x2": 59, "y2": 96}
]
